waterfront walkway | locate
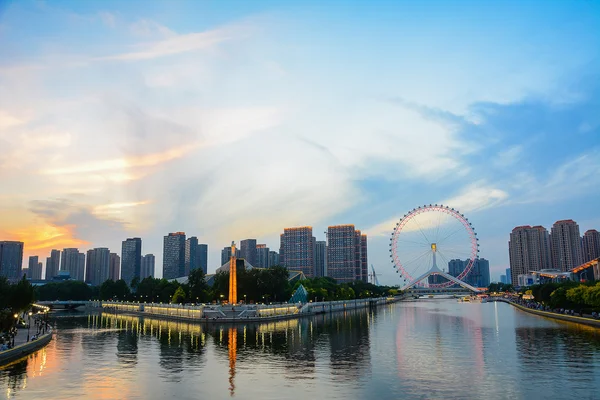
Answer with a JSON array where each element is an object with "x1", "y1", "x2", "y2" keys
[
  {"x1": 492, "y1": 297, "x2": 600, "y2": 328},
  {"x1": 0, "y1": 328, "x2": 53, "y2": 366},
  {"x1": 101, "y1": 297, "x2": 400, "y2": 324}
]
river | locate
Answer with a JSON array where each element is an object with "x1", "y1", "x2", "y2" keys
[{"x1": 1, "y1": 300, "x2": 600, "y2": 399}]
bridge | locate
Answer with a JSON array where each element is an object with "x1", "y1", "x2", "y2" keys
[
  {"x1": 35, "y1": 300, "x2": 92, "y2": 310},
  {"x1": 406, "y1": 287, "x2": 477, "y2": 297}
]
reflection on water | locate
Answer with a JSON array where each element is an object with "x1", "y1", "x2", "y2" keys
[{"x1": 1, "y1": 302, "x2": 599, "y2": 399}]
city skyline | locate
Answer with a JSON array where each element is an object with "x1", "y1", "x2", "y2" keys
[
  {"x1": 0, "y1": 1, "x2": 599, "y2": 285},
  {"x1": 3, "y1": 213, "x2": 600, "y2": 284}
]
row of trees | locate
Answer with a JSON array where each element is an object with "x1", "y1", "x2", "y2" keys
[
  {"x1": 488, "y1": 282, "x2": 514, "y2": 293},
  {"x1": 528, "y1": 281, "x2": 599, "y2": 311},
  {"x1": 565, "y1": 282, "x2": 600, "y2": 308},
  {"x1": 32, "y1": 266, "x2": 398, "y2": 305},
  {"x1": 0, "y1": 277, "x2": 35, "y2": 331},
  {"x1": 299, "y1": 277, "x2": 395, "y2": 301}
]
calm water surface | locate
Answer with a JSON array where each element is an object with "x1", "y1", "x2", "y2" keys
[{"x1": 1, "y1": 300, "x2": 600, "y2": 400}]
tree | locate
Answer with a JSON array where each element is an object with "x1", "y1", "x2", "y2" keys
[
  {"x1": 99, "y1": 279, "x2": 131, "y2": 300},
  {"x1": 188, "y1": 268, "x2": 209, "y2": 303},
  {"x1": 171, "y1": 286, "x2": 186, "y2": 304},
  {"x1": 36, "y1": 281, "x2": 92, "y2": 301}
]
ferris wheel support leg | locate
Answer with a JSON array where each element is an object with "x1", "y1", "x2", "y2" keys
[
  {"x1": 400, "y1": 269, "x2": 481, "y2": 293},
  {"x1": 434, "y1": 271, "x2": 481, "y2": 293}
]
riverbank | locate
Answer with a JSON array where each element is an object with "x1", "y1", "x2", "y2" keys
[
  {"x1": 100, "y1": 296, "x2": 401, "y2": 324},
  {"x1": 0, "y1": 329, "x2": 53, "y2": 366},
  {"x1": 494, "y1": 298, "x2": 600, "y2": 328}
]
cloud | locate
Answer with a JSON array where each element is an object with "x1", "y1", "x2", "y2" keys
[
  {"x1": 0, "y1": 110, "x2": 26, "y2": 129},
  {"x1": 93, "y1": 201, "x2": 150, "y2": 217},
  {"x1": 130, "y1": 19, "x2": 175, "y2": 38},
  {"x1": 97, "y1": 23, "x2": 249, "y2": 62},
  {"x1": 513, "y1": 150, "x2": 600, "y2": 204},
  {"x1": 40, "y1": 144, "x2": 198, "y2": 176},
  {"x1": 493, "y1": 145, "x2": 523, "y2": 167},
  {"x1": 98, "y1": 11, "x2": 117, "y2": 28},
  {"x1": 440, "y1": 182, "x2": 509, "y2": 212},
  {"x1": 24, "y1": 199, "x2": 132, "y2": 255},
  {"x1": 364, "y1": 183, "x2": 508, "y2": 237}
]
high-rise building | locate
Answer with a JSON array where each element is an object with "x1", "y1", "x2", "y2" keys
[
  {"x1": 35, "y1": 262, "x2": 43, "y2": 280},
  {"x1": 77, "y1": 253, "x2": 85, "y2": 281},
  {"x1": 314, "y1": 240, "x2": 326, "y2": 277},
  {"x1": 163, "y1": 232, "x2": 186, "y2": 279},
  {"x1": 280, "y1": 227, "x2": 315, "y2": 278},
  {"x1": 448, "y1": 259, "x2": 465, "y2": 277},
  {"x1": 500, "y1": 274, "x2": 508, "y2": 284},
  {"x1": 185, "y1": 236, "x2": 199, "y2": 276},
  {"x1": 327, "y1": 225, "x2": 367, "y2": 283},
  {"x1": 0, "y1": 241, "x2": 24, "y2": 281},
  {"x1": 86, "y1": 248, "x2": 110, "y2": 286},
  {"x1": 109, "y1": 253, "x2": 120, "y2": 281},
  {"x1": 505, "y1": 268, "x2": 511, "y2": 284},
  {"x1": 582, "y1": 229, "x2": 600, "y2": 263},
  {"x1": 221, "y1": 246, "x2": 240, "y2": 266},
  {"x1": 279, "y1": 234, "x2": 285, "y2": 266},
  {"x1": 448, "y1": 258, "x2": 489, "y2": 287},
  {"x1": 122, "y1": 238, "x2": 142, "y2": 286},
  {"x1": 198, "y1": 244, "x2": 208, "y2": 274},
  {"x1": 470, "y1": 258, "x2": 490, "y2": 287},
  {"x1": 509, "y1": 225, "x2": 552, "y2": 286},
  {"x1": 268, "y1": 251, "x2": 280, "y2": 267},
  {"x1": 141, "y1": 254, "x2": 155, "y2": 279},
  {"x1": 45, "y1": 249, "x2": 60, "y2": 280},
  {"x1": 22, "y1": 268, "x2": 29, "y2": 277},
  {"x1": 28, "y1": 256, "x2": 42, "y2": 280},
  {"x1": 532, "y1": 226, "x2": 552, "y2": 270},
  {"x1": 551, "y1": 220, "x2": 583, "y2": 272},
  {"x1": 360, "y1": 234, "x2": 368, "y2": 283},
  {"x1": 240, "y1": 239, "x2": 257, "y2": 266},
  {"x1": 60, "y1": 248, "x2": 85, "y2": 281},
  {"x1": 255, "y1": 244, "x2": 269, "y2": 268}
]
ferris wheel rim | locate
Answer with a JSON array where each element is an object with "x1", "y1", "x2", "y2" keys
[{"x1": 389, "y1": 204, "x2": 479, "y2": 288}]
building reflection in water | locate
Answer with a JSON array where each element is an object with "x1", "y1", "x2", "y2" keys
[
  {"x1": 228, "y1": 327, "x2": 237, "y2": 397},
  {"x1": 394, "y1": 303, "x2": 487, "y2": 398},
  {"x1": 0, "y1": 342, "x2": 49, "y2": 398},
  {"x1": 515, "y1": 323, "x2": 600, "y2": 386}
]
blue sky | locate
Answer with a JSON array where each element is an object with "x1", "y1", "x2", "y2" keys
[{"x1": 0, "y1": 0, "x2": 598, "y2": 283}]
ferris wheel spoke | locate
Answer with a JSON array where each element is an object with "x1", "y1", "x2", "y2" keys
[
  {"x1": 436, "y1": 250, "x2": 452, "y2": 269},
  {"x1": 433, "y1": 211, "x2": 444, "y2": 243},
  {"x1": 396, "y1": 238, "x2": 432, "y2": 246},
  {"x1": 401, "y1": 248, "x2": 433, "y2": 267},
  {"x1": 438, "y1": 248, "x2": 471, "y2": 258},
  {"x1": 438, "y1": 226, "x2": 468, "y2": 245},
  {"x1": 411, "y1": 216, "x2": 432, "y2": 244}
]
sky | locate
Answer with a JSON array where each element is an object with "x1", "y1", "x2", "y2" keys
[{"x1": 0, "y1": 0, "x2": 599, "y2": 284}]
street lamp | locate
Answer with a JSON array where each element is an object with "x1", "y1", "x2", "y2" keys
[
  {"x1": 27, "y1": 312, "x2": 32, "y2": 342},
  {"x1": 12, "y1": 313, "x2": 18, "y2": 347}
]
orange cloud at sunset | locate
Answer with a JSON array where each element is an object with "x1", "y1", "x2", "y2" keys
[
  {"x1": 40, "y1": 144, "x2": 199, "y2": 176},
  {"x1": 4, "y1": 223, "x2": 88, "y2": 258}
]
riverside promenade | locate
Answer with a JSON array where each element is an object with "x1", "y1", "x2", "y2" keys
[
  {"x1": 0, "y1": 327, "x2": 53, "y2": 366},
  {"x1": 99, "y1": 296, "x2": 400, "y2": 324},
  {"x1": 492, "y1": 297, "x2": 600, "y2": 328}
]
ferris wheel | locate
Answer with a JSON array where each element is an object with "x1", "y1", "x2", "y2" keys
[{"x1": 390, "y1": 204, "x2": 479, "y2": 289}]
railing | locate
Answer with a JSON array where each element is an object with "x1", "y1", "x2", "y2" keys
[{"x1": 101, "y1": 297, "x2": 397, "y2": 321}]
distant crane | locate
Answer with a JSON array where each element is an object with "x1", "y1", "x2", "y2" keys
[{"x1": 369, "y1": 265, "x2": 380, "y2": 286}]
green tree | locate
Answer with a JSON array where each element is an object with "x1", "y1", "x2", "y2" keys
[
  {"x1": 99, "y1": 279, "x2": 131, "y2": 300},
  {"x1": 188, "y1": 268, "x2": 209, "y2": 303},
  {"x1": 171, "y1": 286, "x2": 186, "y2": 304}
]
